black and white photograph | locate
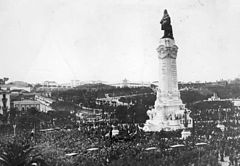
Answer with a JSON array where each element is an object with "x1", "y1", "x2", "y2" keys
[{"x1": 0, "y1": 0, "x2": 239, "y2": 165}]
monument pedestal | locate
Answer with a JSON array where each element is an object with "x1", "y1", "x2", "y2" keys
[{"x1": 143, "y1": 38, "x2": 192, "y2": 132}]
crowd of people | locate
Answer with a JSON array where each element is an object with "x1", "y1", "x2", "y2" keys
[
  {"x1": 2, "y1": 98, "x2": 240, "y2": 166},
  {"x1": 2, "y1": 120, "x2": 240, "y2": 166}
]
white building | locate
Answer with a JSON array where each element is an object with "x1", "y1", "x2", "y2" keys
[
  {"x1": 13, "y1": 100, "x2": 40, "y2": 111},
  {"x1": 35, "y1": 95, "x2": 54, "y2": 112},
  {"x1": 109, "y1": 79, "x2": 151, "y2": 88},
  {"x1": 0, "y1": 84, "x2": 31, "y2": 92},
  {"x1": 71, "y1": 80, "x2": 82, "y2": 88},
  {"x1": 43, "y1": 81, "x2": 58, "y2": 88}
]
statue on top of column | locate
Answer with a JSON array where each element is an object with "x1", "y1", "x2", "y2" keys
[{"x1": 160, "y1": 9, "x2": 174, "y2": 39}]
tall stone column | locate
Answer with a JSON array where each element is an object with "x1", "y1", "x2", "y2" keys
[
  {"x1": 155, "y1": 38, "x2": 182, "y2": 106},
  {"x1": 157, "y1": 38, "x2": 178, "y2": 93}
]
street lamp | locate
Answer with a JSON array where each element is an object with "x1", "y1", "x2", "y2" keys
[
  {"x1": 181, "y1": 109, "x2": 191, "y2": 139},
  {"x1": 13, "y1": 124, "x2": 16, "y2": 137},
  {"x1": 184, "y1": 109, "x2": 188, "y2": 128},
  {"x1": 216, "y1": 123, "x2": 225, "y2": 162},
  {"x1": 196, "y1": 142, "x2": 207, "y2": 165},
  {"x1": 216, "y1": 105, "x2": 225, "y2": 162}
]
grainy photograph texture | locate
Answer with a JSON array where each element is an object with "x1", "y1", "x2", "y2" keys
[{"x1": 0, "y1": 0, "x2": 239, "y2": 166}]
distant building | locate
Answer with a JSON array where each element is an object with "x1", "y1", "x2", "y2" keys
[
  {"x1": 88, "y1": 80, "x2": 105, "y2": 84},
  {"x1": 96, "y1": 97, "x2": 129, "y2": 106},
  {"x1": 13, "y1": 95, "x2": 54, "y2": 113},
  {"x1": 71, "y1": 80, "x2": 81, "y2": 88},
  {"x1": 178, "y1": 80, "x2": 228, "y2": 91},
  {"x1": 35, "y1": 81, "x2": 72, "y2": 91},
  {"x1": 110, "y1": 79, "x2": 151, "y2": 88},
  {"x1": 59, "y1": 83, "x2": 71, "y2": 89},
  {"x1": 35, "y1": 95, "x2": 54, "y2": 112},
  {"x1": 13, "y1": 100, "x2": 40, "y2": 111},
  {"x1": 208, "y1": 93, "x2": 220, "y2": 101},
  {"x1": 21, "y1": 92, "x2": 36, "y2": 100},
  {"x1": 43, "y1": 81, "x2": 58, "y2": 88},
  {"x1": 0, "y1": 84, "x2": 31, "y2": 92},
  {"x1": 10, "y1": 89, "x2": 30, "y2": 95},
  {"x1": 122, "y1": 78, "x2": 128, "y2": 87},
  {"x1": 76, "y1": 108, "x2": 108, "y2": 123}
]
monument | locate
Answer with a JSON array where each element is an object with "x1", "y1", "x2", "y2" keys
[{"x1": 143, "y1": 10, "x2": 192, "y2": 132}]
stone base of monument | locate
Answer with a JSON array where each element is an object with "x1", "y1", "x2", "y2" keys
[
  {"x1": 143, "y1": 105, "x2": 192, "y2": 132},
  {"x1": 143, "y1": 119, "x2": 184, "y2": 132},
  {"x1": 181, "y1": 129, "x2": 191, "y2": 139},
  {"x1": 143, "y1": 118, "x2": 192, "y2": 139}
]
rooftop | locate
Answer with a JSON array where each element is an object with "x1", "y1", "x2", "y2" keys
[{"x1": 13, "y1": 100, "x2": 40, "y2": 105}]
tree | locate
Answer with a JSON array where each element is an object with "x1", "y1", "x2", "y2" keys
[
  {"x1": 16, "y1": 108, "x2": 43, "y2": 130},
  {"x1": 0, "y1": 141, "x2": 48, "y2": 166},
  {"x1": 0, "y1": 77, "x2": 9, "y2": 85},
  {"x1": 115, "y1": 106, "x2": 128, "y2": 123},
  {"x1": 8, "y1": 107, "x2": 19, "y2": 125},
  {"x1": 47, "y1": 110, "x2": 75, "y2": 127},
  {"x1": 134, "y1": 103, "x2": 148, "y2": 123},
  {"x1": 198, "y1": 151, "x2": 220, "y2": 166}
]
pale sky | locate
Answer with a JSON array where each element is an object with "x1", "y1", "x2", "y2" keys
[{"x1": 0, "y1": 0, "x2": 240, "y2": 84}]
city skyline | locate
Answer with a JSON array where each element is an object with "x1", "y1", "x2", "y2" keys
[
  {"x1": 2, "y1": 77, "x2": 232, "y2": 86},
  {"x1": 1, "y1": 0, "x2": 240, "y2": 84}
]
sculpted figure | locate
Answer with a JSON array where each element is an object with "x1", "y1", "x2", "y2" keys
[
  {"x1": 2, "y1": 94, "x2": 7, "y2": 108},
  {"x1": 160, "y1": 9, "x2": 174, "y2": 39}
]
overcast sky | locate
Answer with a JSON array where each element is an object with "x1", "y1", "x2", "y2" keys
[{"x1": 0, "y1": 0, "x2": 240, "y2": 83}]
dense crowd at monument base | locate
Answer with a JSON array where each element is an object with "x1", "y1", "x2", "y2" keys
[{"x1": 1, "y1": 123, "x2": 240, "y2": 166}]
